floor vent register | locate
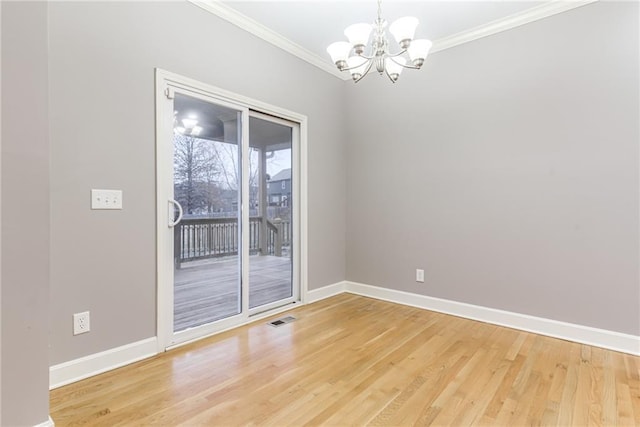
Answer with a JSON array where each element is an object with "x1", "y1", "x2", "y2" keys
[{"x1": 268, "y1": 316, "x2": 297, "y2": 327}]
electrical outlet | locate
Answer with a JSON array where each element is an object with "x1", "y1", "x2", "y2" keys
[
  {"x1": 73, "y1": 311, "x2": 90, "y2": 335},
  {"x1": 416, "y1": 269, "x2": 425, "y2": 283}
]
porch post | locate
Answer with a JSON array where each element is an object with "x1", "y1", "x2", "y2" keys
[
  {"x1": 273, "y1": 218, "x2": 283, "y2": 257},
  {"x1": 259, "y1": 147, "x2": 268, "y2": 255}
]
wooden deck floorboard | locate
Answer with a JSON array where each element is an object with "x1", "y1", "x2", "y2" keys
[{"x1": 174, "y1": 255, "x2": 292, "y2": 331}]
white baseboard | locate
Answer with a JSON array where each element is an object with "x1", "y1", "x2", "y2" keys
[
  {"x1": 48, "y1": 280, "x2": 346, "y2": 389},
  {"x1": 49, "y1": 337, "x2": 158, "y2": 389},
  {"x1": 48, "y1": 280, "x2": 639, "y2": 390},
  {"x1": 305, "y1": 281, "x2": 346, "y2": 303},
  {"x1": 345, "y1": 281, "x2": 640, "y2": 356},
  {"x1": 34, "y1": 416, "x2": 55, "y2": 427}
]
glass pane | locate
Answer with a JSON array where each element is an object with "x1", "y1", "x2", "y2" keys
[
  {"x1": 248, "y1": 116, "x2": 293, "y2": 309},
  {"x1": 172, "y1": 93, "x2": 242, "y2": 332}
]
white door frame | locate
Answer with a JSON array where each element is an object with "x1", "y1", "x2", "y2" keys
[{"x1": 155, "y1": 69, "x2": 308, "y2": 351}]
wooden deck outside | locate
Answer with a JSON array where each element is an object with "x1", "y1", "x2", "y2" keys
[{"x1": 174, "y1": 255, "x2": 292, "y2": 331}]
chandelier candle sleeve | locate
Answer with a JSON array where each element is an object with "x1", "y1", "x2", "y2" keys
[{"x1": 326, "y1": 0, "x2": 432, "y2": 83}]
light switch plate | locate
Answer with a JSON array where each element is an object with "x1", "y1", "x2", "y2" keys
[{"x1": 91, "y1": 189, "x2": 123, "y2": 209}]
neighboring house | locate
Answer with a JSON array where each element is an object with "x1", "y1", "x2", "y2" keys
[{"x1": 267, "y1": 168, "x2": 291, "y2": 207}]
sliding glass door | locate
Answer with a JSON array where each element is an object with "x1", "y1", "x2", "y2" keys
[
  {"x1": 248, "y1": 113, "x2": 297, "y2": 313},
  {"x1": 156, "y1": 70, "x2": 303, "y2": 349},
  {"x1": 171, "y1": 93, "x2": 243, "y2": 332}
]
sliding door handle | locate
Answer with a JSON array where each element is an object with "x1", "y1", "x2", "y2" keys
[{"x1": 168, "y1": 199, "x2": 183, "y2": 227}]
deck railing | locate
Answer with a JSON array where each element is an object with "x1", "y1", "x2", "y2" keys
[{"x1": 174, "y1": 217, "x2": 290, "y2": 269}]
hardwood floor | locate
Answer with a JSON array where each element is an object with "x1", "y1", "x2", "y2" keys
[{"x1": 50, "y1": 294, "x2": 640, "y2": 426}]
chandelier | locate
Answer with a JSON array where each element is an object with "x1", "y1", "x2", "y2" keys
[{"x1": 326, "y1": 0, "x2": 432, "y2": 83}]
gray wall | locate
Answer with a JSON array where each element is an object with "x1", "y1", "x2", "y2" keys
[
  {"x1": 48, "y1": 1, "x2": 347, "y2": 364},
  {"x1": 346, "y1": 1, "x2": 640, "y2": 335},
  {"x1": 1, "y1": 2, "x2": 51, "y2": 425}
]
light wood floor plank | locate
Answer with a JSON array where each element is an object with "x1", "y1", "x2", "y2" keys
[{"x1": 50, "y1": 294, "x2": 640, "y2": 426}]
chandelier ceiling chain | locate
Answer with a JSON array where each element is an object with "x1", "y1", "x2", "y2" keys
[{"x1": 327, "y1": 0, "x2": 432, "y2": 83}]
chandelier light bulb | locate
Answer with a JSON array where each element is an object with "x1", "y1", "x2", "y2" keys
[
  {"x1": 389, "y1": 16, "x2": 419, "y2": 48},
  {"x1": 344, "y1": 23, "x2": 372, "y2": 54}
]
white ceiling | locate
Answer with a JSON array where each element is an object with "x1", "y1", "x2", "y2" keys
[
  {"x1": 222, "y1": 0, "x2": 543, "y2": 64},
  {"x1": 195, "y1": 0, "x2": 594, "y2": 79}
]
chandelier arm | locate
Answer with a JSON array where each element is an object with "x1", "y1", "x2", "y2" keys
[
  {"x1": 385, "y1": 48, "x2": 408, "y2": 58},
  {"x1": 354, "y1": 59, "x2": 376, "y2": 83},
  {"x1": 384, "y1": 66, "x2": 397, "y2": 84},
  {"x1": 387, "y1": 55, "x2": 421, "y2": 70},
  {"x1": 355, "y1": 52, "x2": 376, "y2": 61},
  {"x1": 340, "y1": 57, "x2": 374, "y2": 73}
]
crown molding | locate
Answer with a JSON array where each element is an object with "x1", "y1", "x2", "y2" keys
[
  {"x1": 188, "y1": 0, "x2": 349, "y2": 80},
  {"x1": 189, "y1": 0, "x2": 598, "y2": 81},
  {"x1": 431, "y1": 0, "x2": 598, "y2": 54}
]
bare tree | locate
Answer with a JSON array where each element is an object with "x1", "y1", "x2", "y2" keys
[
  {"x1": 173, "y1": 134, "x2": 218, "y2": 214},
  {"x1": 174, "y1": 134, "x2": 262, "y2": 216},
  {"x1": 212, "y1": 143, "x2": 260, "y2": 208}
]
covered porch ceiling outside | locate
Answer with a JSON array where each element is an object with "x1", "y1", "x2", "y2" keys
[{"x1": 174, "y1": 94, "x2": 292, "y2": 152}]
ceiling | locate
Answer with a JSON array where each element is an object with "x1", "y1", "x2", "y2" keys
[
  {"x1": 220, "y1": 1, "x2": 543, "y2": 65},
  {"x1": 193, "y1": 0, "x2": 594, "y2": 79}
]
